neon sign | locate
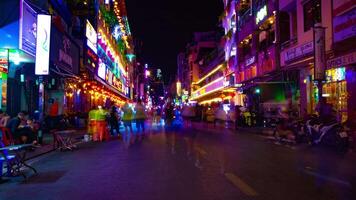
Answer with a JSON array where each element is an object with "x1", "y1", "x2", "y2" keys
[
  {"x1": 256, "y1": 5, "x2": 267, "y2": 25},
  {"x1": 326, "y1": 67, "x2": 346, "y2": 82},
  {"x1": 191, "y1": 77, "x2": 226, "y2": 99},
  {"x1": 98, "y1": 60, "x2": 106, "y2": 79},
  {"x1": 86, "y1": 20, "x2": 97, "y2": 54},
  {"x1": 0, "y1": 49, "x2": 8, "y2": 73}
]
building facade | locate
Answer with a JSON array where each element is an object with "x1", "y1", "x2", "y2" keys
[{"x1": 0, "y1": 0, "x2": 135, "y2": 119}]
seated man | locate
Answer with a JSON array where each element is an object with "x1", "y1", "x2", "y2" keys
[{"x1": 6, "y1": 112, "x2": 38, "y2": 144}]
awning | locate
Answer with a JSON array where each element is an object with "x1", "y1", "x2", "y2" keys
[
  {"x1": 94, "y1": 76, "x2": 129, "y2": 101},
  {"x1": 239, "y1": 71, "x2": 285, "y2": 91},
  {"x1": 193, "y1": 86, "x2": 237, "y2": 104}
]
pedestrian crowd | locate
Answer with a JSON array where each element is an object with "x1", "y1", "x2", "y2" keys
[{"x1": 87, "y1": 99, "x2": 148, "y2": 147}]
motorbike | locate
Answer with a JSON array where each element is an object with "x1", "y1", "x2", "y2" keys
[
  {"x1": 289, "y1": 118, "x2": 306, "y2": 143},
  {"x1": 304, "y1": 115, "x2": 349, "y2": 152}
]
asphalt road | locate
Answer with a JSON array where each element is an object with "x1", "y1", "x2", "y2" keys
[{"x1": 1, "y1": 123, "x2": 355, "y2": 200}]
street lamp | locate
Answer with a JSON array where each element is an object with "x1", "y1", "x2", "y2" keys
[{"x1": 145, "y1": 70, "x2": 151, "y2": 78}]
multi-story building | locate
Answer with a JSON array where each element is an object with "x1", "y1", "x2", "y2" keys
[
  {"x1": 176, "y1": 52, "x2": 191, "y2": 101},
  {"x1": 235, "y1": 0, "x2": 355, "y2": 122},
  {"x1": 279, "y1": 0, "x2": 334, "y2": 118},
  {"x1": 0, "y1": 0, "x2": 135, "y2": 118},
  {"x1": 181, "y1": 0, "x2": 356, "y2": 123},
  {"x1": 234, "y1": 0, "x2": 283, "y2": 113},
  {"x1": 187, "y1": 32, "x2": 218, "y2": 93},
  {"x1": 324, "y1": 0, "x2": 356, "y2": 122},
  {"x1": 177, "y1": 52, "x2": 189, "y2": 100}
]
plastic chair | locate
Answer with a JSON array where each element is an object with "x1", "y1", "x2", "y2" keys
[{"x1": 0, "y1": 127, "x2": 14, "y2": 146}]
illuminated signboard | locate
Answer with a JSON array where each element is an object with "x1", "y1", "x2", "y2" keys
[
  {"x1": 112, "y1": 25, "x2": 123, "y2": 41},
  {"x1": 35, "y1": 15, "x2": 51, "y2": 75},
  {"x1": 19, "y1": 0, "x2": 37, "y2": 56},
  {"x1": 98, "y1": 60, "x2": 106, "y2": 79},
  {"x1": 86, "y1": 20, "x2": 97, "y2": 54},
  {"x1": 326, "y1": 67, "x2": 346, "y2": 82},
  {"x1": 192, "y1": 77, "x2": 226, "y2": 99},
  {"x1": 107, "y1": 71, "x2": 113, "y2": 85},
  {"x1": 0, "y1": 49, "x2": 8, "y2": 73},
  {"x1": 256, "y1": 5, "x2": 267, "y2": 25}
]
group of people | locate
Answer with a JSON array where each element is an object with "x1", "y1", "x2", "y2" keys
[
  {"x1": 105, "y1": 99, "x2": 147, "y2": 144},
  {"x1": 0, "y1": 110, "x2": 39, "y2": 145}
]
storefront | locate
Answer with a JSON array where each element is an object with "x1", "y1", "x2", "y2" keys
[
  {"x1": 49, "y1": 26, "x2": 80, "y2": 114},
  {"x1": 94, "y1": 10, "x2": 130, "y2": 106},
  {"x1": 0, "y1": 0, "x2": 38, "y2": 116},
  {"x1": 0, "y1": 49, "x2": 9, "y2": 111},
  {"x1": 326, "y1": 51, "x2": 356, "y2": 122},
  {"x1": 327, "y1": 1, "x2": 356, "y2": 122},
  {"x1": 281, "y1": 40, "x2": 315, "y2": 117}
]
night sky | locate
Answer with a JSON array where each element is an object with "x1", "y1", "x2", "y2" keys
[{"x1": 126, "y1": 0, "x2": 224, "y2": 83}]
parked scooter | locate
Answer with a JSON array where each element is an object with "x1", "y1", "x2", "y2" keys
[
  {"x1": 304, "y1": 115, "x2": 349, "y2": 152},
  {"x1": 289, "y1": 118, "x2": 306, "y2": 143}
]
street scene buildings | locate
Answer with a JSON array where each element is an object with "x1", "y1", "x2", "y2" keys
[
  {"x1": 0, "y1": 0, "x2": 356, "y2": 199},
  {"x1": 176, "y1": 0, "x2": 356, "y2": 125},
  {"x1": 0, "y1": 0, "x2": 135, "y2": 119}
]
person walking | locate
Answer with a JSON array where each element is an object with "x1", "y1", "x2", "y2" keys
[
  {"x1": 164, "y1": 98, "x2": 174, "y2": 130},
  {"x1": 122, "y1": 102, "x2": 133, "y2": 145},
  {"x1": 109, "y1": 106, "x2": 120, "y2": 137},
  {"x1": 134, "y1": 99, "x2": 146, "y2": 139}
]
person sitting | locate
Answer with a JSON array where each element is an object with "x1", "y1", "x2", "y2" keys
[
  {"x1": 316, "y1": 97, "x2": 336, "y2": 124},
  {"x1": 0, "y1": 110, "x2": 10, "y2": 127},
  {"x1": 6, "y1": 112, "x2": 38, "y2": 144}
]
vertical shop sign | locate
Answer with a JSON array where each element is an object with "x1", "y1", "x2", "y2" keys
[
  {"x1": 313, "y1": 23, "x2": 326, "y2": 80},
  {"x1": 86, "y1": 20, "x2": 97, "y2": 54},
  {"x1": 0, "y1": 49, "x2": 9, "y2": 73},
  {"x1": 35, "y1": 14, "x2": 51, "y2": 75}
]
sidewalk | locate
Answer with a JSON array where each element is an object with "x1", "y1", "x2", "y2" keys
[{"x1": 25, "y1": 129, "x2": 87, "y2": 160}]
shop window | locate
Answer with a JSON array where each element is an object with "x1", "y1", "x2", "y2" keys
[
  {"x1": 280, "y1": 11, "x2": 291, "y2": 44},
  {"x1": 291, "y1": 8, "x2": 297, "y2": 40},
  {"x1": 238, "y1": 38, "x2": 252, "y2": 61},
  {"x1": 258, "y1": 27, "x2": 275, "y2": 51},
  {"x1": 303, "y1": 0, "x2": 321, "y2": 32}
]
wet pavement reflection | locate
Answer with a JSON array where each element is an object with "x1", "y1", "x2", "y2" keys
[{"x1": 1, "y1": 119, "x2": 355, "y2": 200}]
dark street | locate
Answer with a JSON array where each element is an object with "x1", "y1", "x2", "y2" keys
[{"x1": 1, "y1": 123, "x2": 355, "y2": 200}]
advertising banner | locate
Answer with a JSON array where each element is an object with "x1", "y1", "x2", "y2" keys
[
  {"x1": 333, "y1": 0, "x2": 356, "y2": 17},
  {"x1": 98, "y1": 60, "x2": 106, "y2": 79},
  {"x1": 19, "y1": 0, "x2": 37, "y2": 56},
  {"x1": 35, "y1": 14, "x2": 51, "y2": 75},
  {"x1": 50, "y1": 27, "x2": 80, "y2": 74},
  {"x1": 313, "y1": 24, "x2": 326, "y2": 80},
  {"x1": 0, "y1": 49, "x2": 8, "y2": 73},
  {"x1": 86, "y1": 20, "x2": 97, "y2": 54},
  {"x1": 333, "y1": 8, "x2": 356, "y2": 43}
]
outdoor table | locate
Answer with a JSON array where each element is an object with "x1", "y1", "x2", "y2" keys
[
  {"x1": 0, "y1": 144, "x2": 38, "y2": 180},
  {"x1": 53, "y1": 130, "x2": 77, "y2": 151}
]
